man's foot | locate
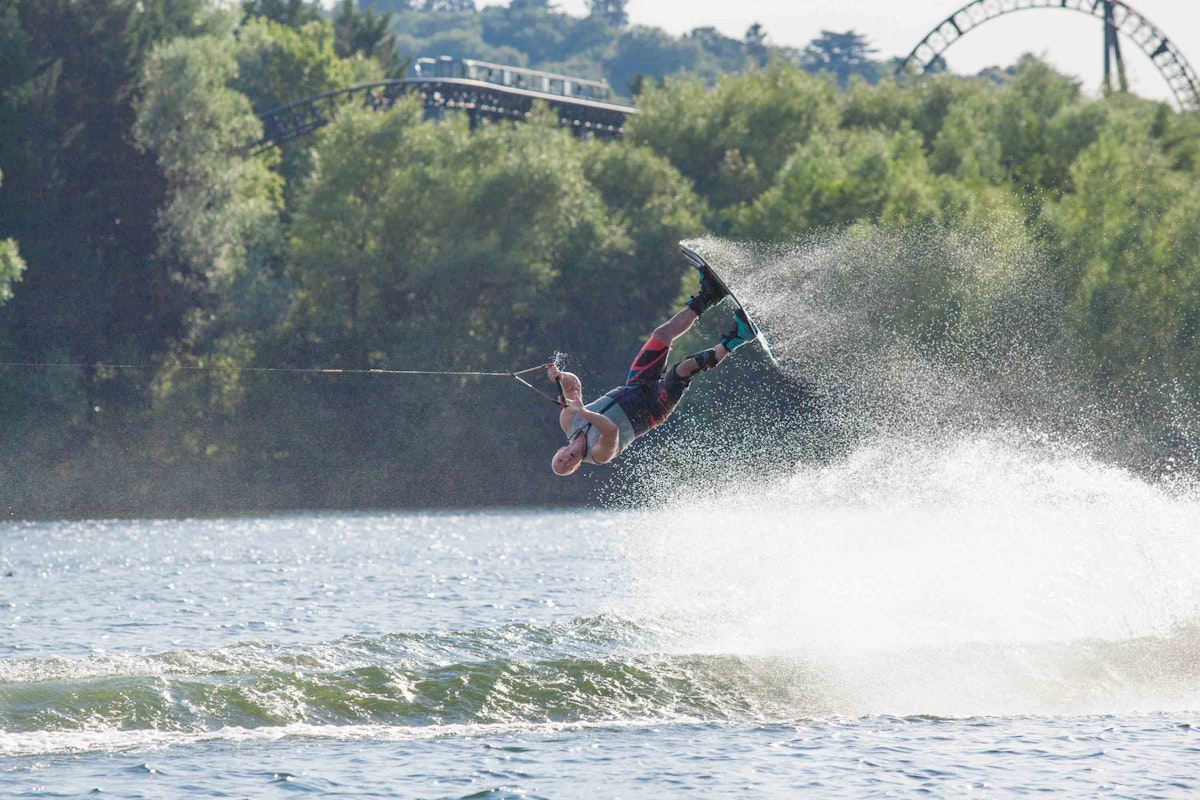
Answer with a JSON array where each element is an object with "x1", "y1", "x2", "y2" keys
[
  {"x1": 681, "y1": 247, "x2": 729, "y2": 317},
  {"x1": 720, "y1": 307, "x2": 757, "y2": 352}
]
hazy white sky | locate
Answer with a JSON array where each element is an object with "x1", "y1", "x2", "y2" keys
[{"x1": 478, "y1": 0, "x2": 1200, "y2": 106}]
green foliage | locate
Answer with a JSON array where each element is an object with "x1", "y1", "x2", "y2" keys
[
  {"x1": 0, "y1": 168, "x2": 23, "y2": 304},
  {"x1": 0, "y1": 0, "x2": 205, "y2": 428},
  {"x1": 633, "y1": 57, "x2": 1200, "y2": 448},
  {"x1": 4, "y1": 0, "x2": 1200, "y2": 513},
  {"x1": 992, "y1": 55, "x2": 1091, "y2": 195},
  {"x1": 134, "y1": 26, "x2": 288, "y2": 409},
  {"x1": 927, "y1": 85, "x2": 1003, "y2": 183},
  {"x1": 607, "y1": 26, "x2": 715, "y2": 94},
  {"x1": 798, "y1": 30, "x2": 880, "y2": 87},
  {"x1": 287, "y1": 103, "x2": 702, "y2": 374},
  {"x1": 688, "y1": 26, "x2": 747, "y2": 65},
  {"x1": 1149, "y1": 103, "x2": 1200, "y2": 172},
  {"x1": 135, "y1": 30, "x2": 282, "y2": 294},
  {"x1": 231, "y1": 14, "x2": 384, "y2": 192},
  {"x1": 728, "y1": 125, "x2": 939, "y2": 237},
  {"x1": 479, "y1": 3, "x2": 606, "y2": 69},
  {"x1": 425, "y1": 0, "x2": 477, "y2": 10},
  {"x1": 0, "y1": 4, "x2": 31, "y2": 90},
  {"x1": 233, "y1": 17, "x2": 369, "y2": 112},
  {"x1": 332, "y1": 0, "x2": 403, "y2": 76},
  {"x1": 629, "y1": 64, "x2": 839, "y2": 215},
  {"x1": 588, "y1": 0, "x2": 627, "y2": 29},
  {"x1": 241, "y1": 0, "x2": 321, "y2": 27},
  {"x1": 573, "y1": 139, "x2": 707, "y2": 343},
  {"x1": 1053, "y1": 125, "x2": 1200, "y2": 395},
  {"x1": 0, "y1": 238, "x2": 25, "y2": 304},
  {"x1": 743, "y1": 24, "x2": 768, "y2": 67},
  {"x1": 392, "y1": 9, "x2": 524, "y2": 66},
  {"x1": 843, "y1": 76, "x2": 976, "y2": 151}
]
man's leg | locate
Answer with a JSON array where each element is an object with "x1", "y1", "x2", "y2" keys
[
  {"x1": 627, "y1": 309, "x2": 688, "y2": 385},
  {"x1": 631, "y1": 247, "x2": 731, "y2": 383},
  {"x1": 669, "y1": 303, "x2": 762, "y2": 379},
  {"x1": 647, "y1": 337, "x2": 734, "y2": 428},
  {"x1": 658, "y1": 304, "x2": 758, "y2": 396},
  {"x1": 651, "y1": 307, "x2": 701, "y2": 346},
  {"x1": 646, "y1": 308, "x2": 756, "y2": 427},
  {"x1": 672, "y1": 341, "x2": 730, "y2": 379},
  {"x1": 645, "y1": 298, "x2": 759, "y2": 383}
]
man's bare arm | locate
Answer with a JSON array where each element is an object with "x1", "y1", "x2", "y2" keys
[
  {"x1": 548, "y1": 367, "x2": 582, "y2": 401},
  {"x1": 548, "y1": 366, "x2": 584, "y2": 434},
  {"x1": 564, "y1": 397, "x2": 619, "y2": 462},
  {"x1": 565, "y1": 400, "x2": 617, "y2": 436}
]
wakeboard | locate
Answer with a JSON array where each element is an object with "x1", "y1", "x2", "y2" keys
[{"x1": 679, "y1": 244, "x2": 780, "y2": 367}]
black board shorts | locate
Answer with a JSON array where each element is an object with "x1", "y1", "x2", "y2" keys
[{"x1": 605, "y1": 334, "x2": 691, "y2": 437}]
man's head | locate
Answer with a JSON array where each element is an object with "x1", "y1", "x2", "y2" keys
[{"x1": 551, "y1": 435, "x2": 586, "y2": 476}]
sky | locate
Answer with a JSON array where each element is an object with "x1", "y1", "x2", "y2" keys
[{"x1": 477, "y1": 0, "x2": 1200, "y2": 107}]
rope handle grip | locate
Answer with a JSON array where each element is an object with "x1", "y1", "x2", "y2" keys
[{"x1": 509, "y1": 363, "x2": 567, "y2": 408}]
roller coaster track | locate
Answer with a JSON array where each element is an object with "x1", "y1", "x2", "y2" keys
[
  {"x1": 896, "y1": 0, "x2": 1200, "y2": 112},
  {"x1": 246, "y1": 77, "x2": 637, "y2": 154}
]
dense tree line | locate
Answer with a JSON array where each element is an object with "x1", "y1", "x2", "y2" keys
[
  {"x1": 0, "y1": 0, "x2": 1197, "y2": 516},
  {"x1": 360, "y1": 0, "x2": 883, "y2": 96}
]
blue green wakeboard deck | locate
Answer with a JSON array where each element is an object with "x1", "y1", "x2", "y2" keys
[{"x1": 679, "y1": 244, "x2": 779, "y2": 367}]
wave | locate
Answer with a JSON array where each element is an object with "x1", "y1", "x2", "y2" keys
[
  {"x1": 0, "y1": 719, "x2": 678, "y2": 759},
  {"x1": 7, "y1": 608, "x2": 1200, "y2": 758},
  {"x1": 0, "y1": 618, "x2": 839, "y2": 756},
  {"x1": 0, "y1": 616, "x2": 644, "y2": 685}
]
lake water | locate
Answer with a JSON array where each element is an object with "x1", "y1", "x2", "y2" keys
[{"x1": 3, "y1": 438, "x2": 1200, "y2": 798}]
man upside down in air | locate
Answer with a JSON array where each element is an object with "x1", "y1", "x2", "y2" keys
[{"x1": 548, "y1": 248, "x2": 757, "y2": 476}]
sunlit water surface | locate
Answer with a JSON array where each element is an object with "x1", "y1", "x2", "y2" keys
[
  {"x1": 2, "y1": 494, "x2": 1199, "y2": 798},
  {"x1": 6, "y1": 229, "x2": 1200, "y2": 796}
]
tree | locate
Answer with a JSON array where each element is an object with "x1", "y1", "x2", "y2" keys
[
  {"x1": 0, "y1": 240, "x2": 24, "y2": 305},
  {"x1": 332, "y1": 0, "x2": 403, "y2": 76},
  {"x1": 0, "y1": 169, "x2": 24, "y2": 304},
  {"x1": 728, "y1": 126, "x2": 941, "y2": 238},
  {"x1": 991, "y1": 55, "x2": 1091, "y2": 196},
  {"x1": 576, "y1": 139, "x2": 705, "y2": 342},
  {"x1": 689, "y1": 26, "x2": 745, "y2": 66},
  {"x1": 424, "y1": 0, "x2": 476, "y2": 10},
  {"x1": 628, "y1": 64, "x2": 840, "y2": 215},
  {"x1": 288, "y1": 105, "x2": 615, "y2": 367},
  {"x1": 798, "y1": 30, "x2": 880, "y2": 87},
  {"x1": 357, "y1": 0, "x2": 417, "y2": 11},
  {"x1": 1052, "y1": 125, "x2": 1200, "y2": 400},
  {"x1": 134, "y1": 26, "x2": 287, "y2": 411},
  {"x1": 606, "y1": 27, "x2": 714, "y2": 97},
  {"x1": 744, "y1": 23, "x2": 768, "y2": 66},
  {"x1": 240, "y1": 0, "x2": 320, "y2": 27},
  {"x1": 232, "y1": 17, "x2": 369, "y2": 114},
  {"x1": 588, "y1": 0, "x2": 627, "y2": 29},
  {"x1": 0, "y1": 0, "x2": 205, "y2": 421},
  {"x1": 928, "y1": 85, "x2": 1004, "y2": 183}
]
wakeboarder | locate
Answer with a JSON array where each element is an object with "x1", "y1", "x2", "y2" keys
[{"x1": 548, "y1": 246, "x2": 764, "y2": 476}]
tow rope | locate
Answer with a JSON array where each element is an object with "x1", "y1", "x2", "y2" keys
[{"x1": 0, "y1": 360, "x2": 568, "y2": 408}]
